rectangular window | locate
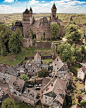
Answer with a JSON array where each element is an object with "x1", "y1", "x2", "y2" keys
[
  {"x1": 45, "y1": 96, "x2": 47, "y2": 99},
  {"x1": 45, "y1": 100, "x2": 47, "y2": 103}
]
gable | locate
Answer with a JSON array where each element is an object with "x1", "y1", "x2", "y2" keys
[
  {"x1": 45, "y1": 91, "x2": 56, "y2": 98},
  {"x1": 78, "y1": 70, "x2": 84, "y2": 74}
]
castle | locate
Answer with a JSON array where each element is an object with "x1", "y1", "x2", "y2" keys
[{"x1": 14, "y1": 3, "x2": 65, "y2": 41}]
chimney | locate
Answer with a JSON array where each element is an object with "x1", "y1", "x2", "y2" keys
[{"x1": 51, "y1": 82, "x2": 53, "y2": 86}]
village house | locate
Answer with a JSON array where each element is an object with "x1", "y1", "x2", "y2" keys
[
  {"x1": 0, "y1": 65, "x2": 13, "y2": 83},
  {"x1": 42, "y1": 72, "x2": 73, "y2": 108},
  {"x1": 52, "y1": 57, "x2": 68, "y2": 77},
  {"x1": 70, "y1": 105, "x2": 80, "y2": 108},
  {"x1": 9, "y1": 75, "x2": 25, "y2": 96},
  {"x1": 25, "y1": 52, "x2": 49, "y2": 76},
  {"x1": 8, "y1": 75, "x2": 52, "y2": 105},
  {"x1": 7, "y1": 68, "x2": 73, "y2": 107},
  {"x1": 77, "y1": 67, "x2": 86, "y2": 80}
]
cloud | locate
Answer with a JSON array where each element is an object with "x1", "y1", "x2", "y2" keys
[
  {"x1": 42, "y1": 1, "x2": 45, "y2": 2},
  {"x1": 0, "y1": 5, "x2": 24, "y2": 13},
  {"x1": 4, "y1": 0, "x2": 14, "y2": 3},
  {"x1": 1, "y1": 0, "x2": 86, "y2": 13},
  {"x1": 29, "y1": 0, "x2": 39, "y2": 5}
]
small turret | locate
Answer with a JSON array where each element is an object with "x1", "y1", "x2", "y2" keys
[
  {"x1": 23, "y1": 8, "x2": 29, "y2": 14},
  {"x1": 30, "y1": 7, "x2": 32, "y2": 11},
  {"x1": 29, "y1": 7, "x2": 33, "y2": 17}
]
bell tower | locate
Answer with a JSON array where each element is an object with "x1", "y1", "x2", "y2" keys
[{"x1": 51, "y1": 3, "x2": 57, "y2": 21}]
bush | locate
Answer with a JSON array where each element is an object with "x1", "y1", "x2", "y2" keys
[
  {"x1": 20, "y1": 74, "x2": 28, "y2": 81},
  {"x1": 1, "y1": 98, "x2": 15, "y2": 108},
  {"x1": 38, "y1": 68, "x2": 49, "y2": 77}
]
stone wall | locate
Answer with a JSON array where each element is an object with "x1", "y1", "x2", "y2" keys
[
  {"x1": 22, "y1": 38, "x2": 33, "y2": 48},
  {"x1": 35, "y1": 42, "x2": 51, "y2": 48}
]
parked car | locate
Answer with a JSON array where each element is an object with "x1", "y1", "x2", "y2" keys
[
  {"x1": 35, "y1": 87, "x2": 40, "y2": 90},
  {"x1": 28, "y1": 84, "x2": 34, "y2": 88},
  {"x1": 2, "y1": 91, "x2": 4, "y2": 96}
]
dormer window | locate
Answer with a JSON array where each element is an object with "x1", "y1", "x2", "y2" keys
[{"x1": 37, "y1": 64, "x2": 40, "y2": 67}]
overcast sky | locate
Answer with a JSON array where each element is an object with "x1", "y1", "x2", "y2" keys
[{"x1": 0, "y1": 0, "x2": 86, "y2": 14}]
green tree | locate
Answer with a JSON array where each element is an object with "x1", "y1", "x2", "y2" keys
[
  {"x1": 36, "y1": 105, "x2": 41, "y2": 108},
  {"x1": 1, "y1": 98, "x2": 15, "y2": 108},
  {"x1": 50, "y1": 23, "x2": 60, "y2": 39},
  {"x1": 81, "y1": 45, "x2": 85, "y2": 54},
  {"x1": 61, "y1": 48, "x2": 72, "y2": 64},
  {"x1": 57, "y1": 42, "x2": 73, "y2": 63},
  {"x1": 0, "y1": 25, "x2": 7, "y2": 32},
  {"x1": 9, "y1": 28, "x2": 23, "y2": 54},
  {"x1": 75, "y1": 48, "x2": 82, "y2": 62},
  {"x1": 38, "y1": 68, "x2": 49, "y2": 77},
  {"x1": 20, "y1": 74, "x2": 28, "y2": 81},
  {"x1": 0, "y1": 27, "x2": 12, "y2": 56},
  {"x1": 64, "y1": 23, "x2": 82, "y2": 43},
  {"x1": 80, "y1": 100, "x2": 86, "y2": 108},
  {"x1": 57, "y1": 42, "x2": 83, "y2": 64}
]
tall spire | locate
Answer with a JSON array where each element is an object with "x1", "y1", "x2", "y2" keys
[
  {"x1": 30, "y1": 7, "x2": 32, "y2": 11},
  {"x1": 52, "y1": 3, "x2": 56, "y2": 9}
]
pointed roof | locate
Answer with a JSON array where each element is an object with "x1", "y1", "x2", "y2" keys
[
  {"x1": 23, "y1": 8, "x2": 29, "y2": 14},
  {"x1": 34, "y1": 52, "x2": 41, "y2": 61},
  {"x1": 53, "y1": 57, "x2": 64, "y2": 71},
  {"x1": 43, "y1": 77, "x2": 67, "y2": 105},
  {"x1": 52, "y1": 3, "x2": 56, "y2": 9},
  {"x1": 30, "y1": 7, "x2": 32, "y2": 11}
]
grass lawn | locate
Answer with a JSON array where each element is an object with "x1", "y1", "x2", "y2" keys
[
  {"x1": 15, "y1": 103, "x2": 33, "y2": 108},
  {"x1": 73, "y1": 76, "x2": 76, "y2": 81},
  {"x1": 0, "y1": 47, "x2": 53, "y2": 66},
  {"x1": 77, "y1": 82, "x2": 84, "y2": 90},
  {"x1": 42, "y1": 59, "x2": 53, "y2": 63}
]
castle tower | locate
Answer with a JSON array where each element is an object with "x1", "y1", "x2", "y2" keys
[
  {"x1": 29, "y1": 7, "x2": 33, "y2": 17},
  {"x1": 23, "y1": 8, "x2": 30, "y2": 38},
  {"x1": 22, "y1": 7, "x2": 34, "y2": 38},
  {"x1": 51, "y1": 3, "x2": 57, "y2": 21}
]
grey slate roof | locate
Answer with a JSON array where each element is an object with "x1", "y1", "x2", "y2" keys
[
  {"x1": 0, "y1": 66, "x2": 7, "y2": 73},
  {"x1": 5, "y1": 66, "x2": 17, "y2": 76},
  {"x1": 9, "y1": 75, "x2": 25, "y2": 93}
]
